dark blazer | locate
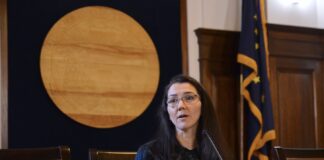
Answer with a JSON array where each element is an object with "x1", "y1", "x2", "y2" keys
[{"x1": 135, "y1": 140, "x2": 201, "y2": 160}]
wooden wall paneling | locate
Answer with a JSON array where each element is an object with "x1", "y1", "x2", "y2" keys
[
  {"x1": 270, "y1": 57, "x2": 320, "y2": 147},
  {"x1": 268, "y1": 25, "x2": 323, "y2": 59},
  {"x1": 268, "y1": 24, "x2": 324, "y2": 148},
  {"x1": 0, "y1": 0, "x2": 8, "y2": 149},
  {"x1": 318, "y1": 33, "x2": 324, "y2": 148},
  {"x1": 313, "y1": 55, "x2": 324, "y2": 148},
  {"x1": 269, "y1": 57, "x2": 280, "y2": 146},
  {"x1": 196, "y1": 28, "x2": 240, "y2": 160},
  {"x1": 195, "y1": 25, "x2": 324, "y2": 159}
]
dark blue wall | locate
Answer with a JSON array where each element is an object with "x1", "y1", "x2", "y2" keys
[{"x1": 8, "y1": 1, "x2": 182, "y2": 160}]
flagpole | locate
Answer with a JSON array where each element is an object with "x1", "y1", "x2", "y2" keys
[{"x1": 239, "y1": 66, "x2": 244, "y2": 160}]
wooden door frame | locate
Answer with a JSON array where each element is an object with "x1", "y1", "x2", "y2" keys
[
  {"x1": 0, "y1": 0, "x2": 8, "y2": 149},
  {"x1": 180, "y1": 0, "x2": 188, "y2": 75}
]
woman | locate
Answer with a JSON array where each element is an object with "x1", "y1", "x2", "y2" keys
[{"x1": 136, "y1": 75, "x2": 223, "y2": 160}]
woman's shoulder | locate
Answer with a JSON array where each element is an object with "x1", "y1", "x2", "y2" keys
[
  {"x1": 135, "y1": 140, "x2": 161, "y2": 160},
  {"x1": 136, "y1": 139, "x2": 159, "y2": 154}
]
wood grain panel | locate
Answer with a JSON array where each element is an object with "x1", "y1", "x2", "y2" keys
[
  {"x1": 274, "y1": 58, "x2": 318, "y2": 147},
  {"x1": 319, "y1": 61, "x2": 324, "y2": 148},
  {"x1": 40, "y1": 6, "x2": 160, "y2": 128},
  {"x1": 268, "y1": 24, "x2": 324, "y2": 59},
  {"x1": 268, "y1": 24, "x2": 324, "y2": 148},
  {"x1": 196, "y1": 28, "x2": 240, "y2": 160}
]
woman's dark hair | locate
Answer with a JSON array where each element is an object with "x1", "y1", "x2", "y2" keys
[{"x1": 156, "y1": 74, "x2": 223, "y2": 159}]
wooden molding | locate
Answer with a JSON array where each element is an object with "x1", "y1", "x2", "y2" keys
[
  {"x1": 0, "y1": 0, "x2": 8, "y2": 149},
  {"x1": 180, "y1": 0, "x2": 188, "y2": 75},
  {"x1": 267, "y1": 24, "x2": 324, "y2": 59}
]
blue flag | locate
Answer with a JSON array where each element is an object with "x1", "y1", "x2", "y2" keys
[{"x1": 237, "y1": 0, "x2": 276, "y2": 160}]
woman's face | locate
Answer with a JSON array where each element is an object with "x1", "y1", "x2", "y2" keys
[{"x1": 167, "y1": 82, "x2": 201, "y2": 133}]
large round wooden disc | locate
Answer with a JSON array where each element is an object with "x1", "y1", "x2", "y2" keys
[{"x1": 40, "y1": 6, "x2": 160, "y2": 128}]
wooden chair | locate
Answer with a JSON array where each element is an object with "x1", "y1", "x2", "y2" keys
[
  {"x1": 89, "y1": 149, "x2": 136, "y2": 160},
  {"x1": 273, "y1": 146, "x2": 324, "y2": 160},
  {"x1": 0, "y1": 145, "x2": 71, "y2": 160}
]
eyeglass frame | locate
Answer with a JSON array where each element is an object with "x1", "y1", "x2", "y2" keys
[{"x1": 166, "y1": 93, "x2": 200, "y2": 108}]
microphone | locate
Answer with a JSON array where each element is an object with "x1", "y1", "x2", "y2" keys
[{"x1": 202, "y1": 130, "x2": 223, "y2": 160}]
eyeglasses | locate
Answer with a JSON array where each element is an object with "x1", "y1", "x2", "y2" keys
[{"x1": 167, "y1": 93, "x2": 200, "y2": 107}]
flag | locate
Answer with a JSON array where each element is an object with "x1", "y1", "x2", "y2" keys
[{"x1": 237, "y1": 0, "x2": 276, "y2": 160}]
